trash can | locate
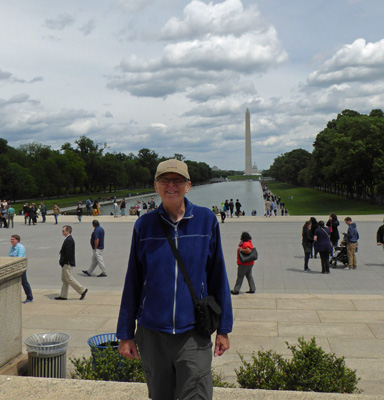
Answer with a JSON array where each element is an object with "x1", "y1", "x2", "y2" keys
[
  {"x1": 87, "y1": 333, "x2": 119, "y2": 362},
  {"x1": 24, "y1": 332, "x2": 71, "y2": 378}
]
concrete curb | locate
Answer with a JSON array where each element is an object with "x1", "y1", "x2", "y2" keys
[{"x1": 1, "y1": 375, "x2": 382, "y2": 400}]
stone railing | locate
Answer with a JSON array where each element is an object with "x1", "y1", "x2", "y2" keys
[{"x1": 0, "y1": 257, "x2": 27, "y2": 368}]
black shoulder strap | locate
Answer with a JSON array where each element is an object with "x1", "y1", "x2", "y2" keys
[{"x1": 157, "y1": 212, "x2": 199, "y2": 306}]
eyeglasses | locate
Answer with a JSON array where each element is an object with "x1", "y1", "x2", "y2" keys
[{"x1": 156, "y1": 177, "x2": 188, "y2": 186}]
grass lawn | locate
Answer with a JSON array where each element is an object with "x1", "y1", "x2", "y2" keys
[
  {"x1": 228, "y1": 174, "x2": 261, "y2": 181},
  {"x1": 266, "y1": 182, "x2": 384, "y2": 215}
]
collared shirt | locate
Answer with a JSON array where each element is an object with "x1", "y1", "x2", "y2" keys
[
  {"x1": 9, "y1": 243, "x2": 26, "y2": 257},
  {"x1": 91, "y1": 226, "x2": 105, "y2": 249}
]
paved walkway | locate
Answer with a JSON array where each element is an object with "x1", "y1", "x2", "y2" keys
[{"x1": 2, "y1": 214, "x2": 384, "y2": 394}]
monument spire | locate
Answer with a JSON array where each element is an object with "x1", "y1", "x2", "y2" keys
[{"x1": 245, "y1": 108, "x2": 252, "y2": 175}]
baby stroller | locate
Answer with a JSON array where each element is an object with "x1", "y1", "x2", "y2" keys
[{"x1": 330, "y1": 240, "x2": 348, "y2": 267}]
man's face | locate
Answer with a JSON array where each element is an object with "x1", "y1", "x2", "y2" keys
[
  {"x1": 10, "y1": 237, "x2": 18, "y2": 246},
  {"x1": 62, "y1": 228, "x2": 69, "y2": 237},
  {"x1": 154, "y1": 173, "x2": 191, "y2": 207}
]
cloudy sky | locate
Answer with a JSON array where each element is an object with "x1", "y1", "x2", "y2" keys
[{"x1": 1, "y1": 0, "x2": 384, "y2": 170}]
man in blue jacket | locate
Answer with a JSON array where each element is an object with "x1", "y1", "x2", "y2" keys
[
  {"x1": 117, "y1": 159, "x2": 233, "y2": 400},
  {"x1": 343, "y1": 217, "x2": 359, "y2": 270}
]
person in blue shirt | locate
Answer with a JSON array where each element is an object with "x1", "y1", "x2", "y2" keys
[
  {"x1": 7, "y1": 205, "x2": 15, "y2": 228},
  {"x1": 117, "y1": 159, "x2": 232, "y2": 400},
  {"x1": 82, "y1": 220, "x2": 107, "y2": 277},
  {"x1": 9, "y1": 234, "x2": 33, "y2": 303},
  {"x1": 343, "y1": 217, "x2": 359, "y2": 270}
]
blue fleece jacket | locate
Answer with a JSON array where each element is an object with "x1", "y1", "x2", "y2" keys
[
  {"x1": 116, "y1": 198, "x2": 233, "y2": 340},
  {"x1": 345, "y1": 222, "x2": 359, "y2": 243}
]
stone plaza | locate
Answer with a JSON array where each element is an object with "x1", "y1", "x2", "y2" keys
[{"x1": 1, "y1": 213, "x2": 384, "y2": 398}]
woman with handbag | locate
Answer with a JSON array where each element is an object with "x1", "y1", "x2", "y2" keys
[
  {"x1": 314, "y1": 220, "x2": 332, "y2": 274},
  {"x1": 231, "y1": 232, "x2": 257, "y2": 295}
]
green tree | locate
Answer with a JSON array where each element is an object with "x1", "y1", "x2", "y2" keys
[
  {"x1": 137, "y1": 148, "x2": 159, "y2": 180},
  {"x1": 2, "y1": 163, "x2": 37, "y2": 200}
]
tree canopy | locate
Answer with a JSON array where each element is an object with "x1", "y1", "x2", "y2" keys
[
  {"x1": 268, "y1": 109, "x2": 384, "y2": 203},
  {"x1": 0, "y1": 137, "x2": 214, "y2": 200}
]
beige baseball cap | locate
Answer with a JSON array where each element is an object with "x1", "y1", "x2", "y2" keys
[{"x1": 155, "y1": 159, "x2": 190, "y2": 180}]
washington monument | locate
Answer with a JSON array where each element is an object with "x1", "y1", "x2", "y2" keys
[{"x1": 245, "y1": 108, "x2": 252, "y2": 174}]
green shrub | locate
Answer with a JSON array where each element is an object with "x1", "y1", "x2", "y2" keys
[
  {"x1": 284, "y1": 337, "x2": 360, "y2": 393},
  {"x1": 236, "y1": 350, "x2": 287, "y2": 390},
  {"x1": 70, "y1": 344, "x2": 146, "y2": 382},
  {"x1": 235, "y1": 337, "x2": 360, "y2": 393},
  {"x1": 212, "y1": 369, "x2": 235, "y2": 388}
]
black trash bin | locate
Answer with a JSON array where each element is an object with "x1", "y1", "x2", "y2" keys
[{"x1": 24, "y1": 332, "x2": 71, "y2": 378}]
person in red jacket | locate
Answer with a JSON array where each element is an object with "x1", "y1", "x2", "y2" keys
[{"x1": 231, "y1": 231, "x2": 256, "y2": 294}]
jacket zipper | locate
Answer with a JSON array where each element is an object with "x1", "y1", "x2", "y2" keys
[
  {"x1": 173, "y1": 224, "x2": 178, "y2": 334},
  {"x1": 160, "y1": 212, "x2": 193, "y2": 334}
]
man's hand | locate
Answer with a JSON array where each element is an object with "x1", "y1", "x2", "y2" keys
[
  {"x1": 214, "y1": 334, "x2": 229, "y2": 357},
  {"x1": 118, "y1": 339, "x2": 140, "y2": 359}
]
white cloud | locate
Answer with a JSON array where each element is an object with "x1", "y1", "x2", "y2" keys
[
  {"x1": 307, "y1": 39, "x2": 384, "y2": 86},
  {"x1": 150, "y1": 122, "x2": 167, "y2": 129},
  {"x1": 160, "y1": 0, "x2": 263, "y2": 40},
  {"x1": 2, "y1": 1, "x2": 384, "y2": 170},
  {"x1": 66, "y1": 118, "x2": 99, "y2": 135},
  {"x1": 108, "y1": 0, "x2": 287, "y2": 99}
]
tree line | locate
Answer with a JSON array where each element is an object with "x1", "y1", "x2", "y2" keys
[
  {"x1": 0, "y1": 136, "x2": 215, "y2": 201},
  {"x1": 266, "y1": 109, "x2": 384, "y2": 204}
]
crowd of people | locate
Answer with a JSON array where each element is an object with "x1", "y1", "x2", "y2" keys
[
  {"x1": 302, "y1": 214, "x2": 361, "y2": 273},
  {"x1": 12, "y1": 218, "x2": 108, "y2": 304},
  {"x1": 212, "y1": 199, "x2": 247, "y2": 223},
  {"x1": 261, "y1": 182, "x2": 288, "y2": 216},
  {"x1": 0, "y1": 200, "x2": 16, "y2": 228}
]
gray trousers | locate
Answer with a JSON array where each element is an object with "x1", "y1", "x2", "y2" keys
[
  {"x1": 135, "y1": 325, "x2": 213, "y2": 400},
  {"x1": 233, "y1": 264, "x2": 256, "y2": 292},
  {"x1": 87, "y1": 249, "x2": 107, "y2": 275}
]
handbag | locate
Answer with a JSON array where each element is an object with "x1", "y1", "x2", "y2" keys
[
  {"x1": 158, "y1": 213, "x2": 222, "y2": 337},
  {"x1": 238, "y1": 247, "x2": 258, "y2": 263}
]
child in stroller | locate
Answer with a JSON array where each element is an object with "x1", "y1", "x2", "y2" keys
[{"x1": 330, "y1": 239, "x2": 348, "y2": 267}]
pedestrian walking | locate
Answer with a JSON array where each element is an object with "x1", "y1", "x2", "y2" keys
[
  {"x1": 55, "y1": 225, "x2": 88, "y2": 301},
  {"x1": 53, "y1": 203, "x2": 60, "y2": 224},
  {"x1": 82, "y1": 220, "x2": 107, "y2": 277},
  {"x1": 231, "y1": 232, "x2": 257, "y2": 294},
  {"x1": 76, "y1": 203, "x2": 83, "y2": 223}
]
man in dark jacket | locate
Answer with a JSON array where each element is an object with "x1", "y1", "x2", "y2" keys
[
  {"x1": 377, "y1": 218, "x2": 384, "y2": 251},
  {"x1": 55, "y1": 225, "x2": 88, "y2": 300}
]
